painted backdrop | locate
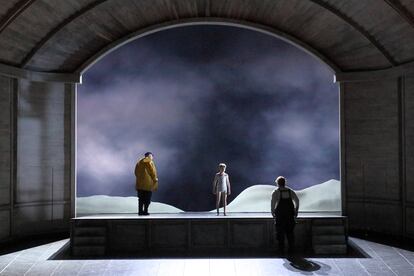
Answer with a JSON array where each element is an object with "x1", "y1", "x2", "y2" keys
[{"x1": 77, "y1": 25, "x2": 339, "y2": 212}]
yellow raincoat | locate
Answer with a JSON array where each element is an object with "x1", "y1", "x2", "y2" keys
[{"x1": 134, "y1": 157, "x2": 158, "y2": 191}]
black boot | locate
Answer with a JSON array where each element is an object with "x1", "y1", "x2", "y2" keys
[
  {"x1": 143, "y1": 203, "x2": 150, "y2": 215},
  {"x1": 138, "y1": 201, "x2": 144, "y2": 216}
]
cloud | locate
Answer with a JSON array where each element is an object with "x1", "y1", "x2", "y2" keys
[{"x1": 77, "y1": 25, "x2": 339, "y2": 211}]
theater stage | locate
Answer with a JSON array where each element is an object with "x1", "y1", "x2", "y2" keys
[{"x1": 71, "y1": 212, "x2": 347, "y2": 257}]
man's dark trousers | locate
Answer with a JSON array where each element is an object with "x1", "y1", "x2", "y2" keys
[
  {"x1": 275, "y1": 222, "x2": 295, "y2": 253},
  {"x1": 137, "y1": 190, "x2": 152, "y2": 215},
  {"x1": 274, "y1": 190, "x2": 296, "y2": 253}
]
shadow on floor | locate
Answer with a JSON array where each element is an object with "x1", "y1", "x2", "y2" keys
[
  {"x1": 48, "y1": 240, "x2": 369, "y2": 260},
  {"x1": 0, "y1": 232, "x2": 69, "y2": 256},
  {"x1": 285, "y1": 256, "x2": 321, "y2": 271},
  {"x1": 351, "y1": 231, "x2": 414, "y2": 252},
  {"x1": 283, "y1": 256, "x2": 337, "y2": 275}
]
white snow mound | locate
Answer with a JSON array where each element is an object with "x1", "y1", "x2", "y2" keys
[
  {"x1": 213, "y1": 179, "x2": 341, "y2": 212},
  {"x1": 76, "y1": 195, "x2": 183, "y2": 216},
  {"x1": 76, "y1": 179, "x2": 341, "y2": 215}
]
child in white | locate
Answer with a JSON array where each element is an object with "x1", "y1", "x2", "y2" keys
[{"x1": 212, "y1": 163, "x2": 231, "y2": 216}]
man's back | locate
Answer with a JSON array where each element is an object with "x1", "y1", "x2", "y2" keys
[
  {"x1": 271, "y1": 187, "x2": 299, "y2": 216},
  {"x1": 135, "y1": 157, "x2": 158, "y2": 191},
  {"x1": 272, "y1": 176, "x2": 299, "y2": 254}
]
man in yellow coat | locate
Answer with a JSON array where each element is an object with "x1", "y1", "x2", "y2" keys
[{"x1": 134, "y1": 152, "x2": 158, "y2": 215}]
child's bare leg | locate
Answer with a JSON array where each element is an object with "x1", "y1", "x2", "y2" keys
[
  {"x1": 223, "y1": 193, "x2": 227, "y2": 216},
  {"x1": 216, "y1": 192, "x2": 221, "y2": 215}
]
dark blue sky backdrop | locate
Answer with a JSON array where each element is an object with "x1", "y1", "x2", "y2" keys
[{"x1": 77, "y1": 25, "x2": 339, "y2": 211}]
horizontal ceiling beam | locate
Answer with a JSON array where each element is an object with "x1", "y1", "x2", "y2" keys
[
  {"x1": 335, "y1": 59, "x2": 414, "y2": 82},
  {"x1": 0, "y1": 62, "x2": 81, "y2": 83}
]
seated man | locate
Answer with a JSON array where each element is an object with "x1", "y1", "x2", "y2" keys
[{"x1": 271, "y1": 176, "x2": 299, "y2": 254}]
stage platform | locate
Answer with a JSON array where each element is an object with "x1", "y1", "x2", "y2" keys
[{"x1": 71, "y1": 212, "x2": 347, "y2": 257}]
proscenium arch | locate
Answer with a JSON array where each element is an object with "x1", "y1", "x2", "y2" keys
[{"x1": 76, "y1": 18, "x2": 341, "y2": 76}]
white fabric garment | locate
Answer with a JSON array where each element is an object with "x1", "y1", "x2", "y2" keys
[{"x1": 212, "y1": 173, "x2": 230, "y2": 193}]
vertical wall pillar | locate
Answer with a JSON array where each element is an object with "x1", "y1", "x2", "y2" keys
[
  {"x1": 0, "y1": 75, "x2": 15, "y2": 241},
  {"x1": 398, "y1": 76, "x2": 406, "y2": 239},
  {"x1": 339, "y1": 74, "x2": 412, "y2": 238},
  {"x1": 70, "y1": 84, "x2": 77, "y2": 218},
  {"x1": 0, "y1": 71, "x2": 78, "y2": 241},
  {"x1": 403, "y1": 76, "x2": 414, "y2": 239},
  {"x1": 339, "y1": 82, "x2": 347, "y2": 216},
  {"x1": 12, "y1": 79, "x2": 74, "y2": 236}
]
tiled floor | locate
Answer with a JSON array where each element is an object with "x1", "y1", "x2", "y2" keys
[{"x1": 0, "y1": 237, "x2": 413, "y2": 275}]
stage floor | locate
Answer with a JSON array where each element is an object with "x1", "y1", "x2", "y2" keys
[
  {"x1": 3, "y1": 237, "x2": 413, "y2": 275},
  {"x1": 75, "y1": 211, "x2": 343, "y2": 220}
]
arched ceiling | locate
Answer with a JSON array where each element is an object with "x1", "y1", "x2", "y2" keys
[{"x1": 0, "y1": 0, "x2": 414, "y2": 75}]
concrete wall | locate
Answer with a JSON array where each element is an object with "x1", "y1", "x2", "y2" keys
[
  {"x1": 404, "y1": 76, "x2": 414, "y2": 239},
  {"x1": 0, "y1": 76, "x2": 74, "y2": 241},
  {"x1": 0, "y1": 75, "x2": 13, "y2": 241},
  {"x1": 342, "y1": 75, "x2": 414, "y2": 238},
  {"x1": 13, "y1": 79, "x2": 73, "y2": 236}
]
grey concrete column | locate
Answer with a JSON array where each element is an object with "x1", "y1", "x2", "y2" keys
[
  {"x1": 0, "y1": 75, "x2": 15, "y2": 241},
  {"x1": 340, "y1": 77, "x2": 402, "y2": 236},
  {"x1": 403, "y1": 76, "x2": 414, "y2": 239},
  {"x1": 11, "y1": 79, "x2": 74, "y2": 237},
  {"x1": 339, "y1": 82, "x2": 346, "y2": 216},
  {"x1": 70, "y1": 84, "x2": 77, "y2": 218},
  {"x1": 0, "y1": 70, "x2": 77, "y2": 241}
]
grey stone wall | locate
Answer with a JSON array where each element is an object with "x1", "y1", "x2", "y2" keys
[
  {"x1": 404, "y1": 76, "x2": 414, "y2": 239},
  {"x1": 342, "y1": 77, "x2": 411, "y2": 237},
  {"x1": 0, "y1": 75, "x2": 13, "y2": 241},
  {"x1": 13, "y1": 79, "x2": 73, "y2": 236},
  {"x1": 0, "y1": 77, "x2": 74, "y2": 241}
]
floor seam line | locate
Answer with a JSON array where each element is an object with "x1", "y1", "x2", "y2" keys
[
  {"x1": 23, "y1": 261, "x2": 38, "y2": 276},
  {"x1": 394, "y1": 247, "x2": 414, "y2": 268},
  {"x1": 366, "y1": 243, "x2": 398, "y2": 276},
  {"x1": 0, "y1": 250, "x2": 24, "y2": 274}
]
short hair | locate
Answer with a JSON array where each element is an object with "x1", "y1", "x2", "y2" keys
[
  {"x1": 218, "y1": 163, "x2": 227, "y2": 168},
  {"x1": 275, "y1": 176, "x2": 286, "y2": 186},
  {"x1": 144, "y1": 152, "x2": 153, "y2": 157}
]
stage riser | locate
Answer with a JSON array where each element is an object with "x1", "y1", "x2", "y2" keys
[{"x1": 71, "y1": 217, "x2": 347, "y2": 257}]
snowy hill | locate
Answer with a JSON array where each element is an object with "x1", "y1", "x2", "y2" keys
[
  {"x1": 76, "y1": 195, "x2": 183, "y2": 216},
  {"x1": 296, "y1": 179, "x2": 341, "y2": 211},
  {"x1": 76, "y1": 179, "x2": 340, "y2": 215},
  {"x1": 214, "y1": 179, "x2": 341, "y2": 212}
]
